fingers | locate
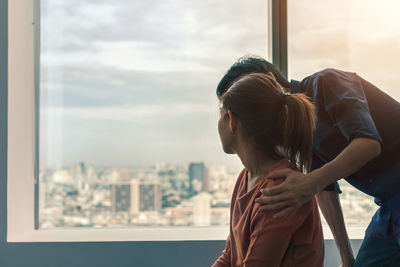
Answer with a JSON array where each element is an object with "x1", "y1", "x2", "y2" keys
[
  {"x1": 272, "y1": 206, "x2": 296, "y2": 218},
  {"x1": 265, "y1": 168, "x2": 292, "y2": 179},
  {"x1": 258, "y1": 201, "x2": 293, "y2": 212},
  {"x1": 255, "y1": 194, "x2": 288, "y2": 205},
  {"x1": 261, "y1": 184, "x2": 284, "y2": 196}
]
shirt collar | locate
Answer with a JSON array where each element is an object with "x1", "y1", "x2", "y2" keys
[{"x1": 290, "y1": 79, "x2": 302, "y2": 94}]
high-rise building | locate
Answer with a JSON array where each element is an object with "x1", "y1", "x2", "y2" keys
[
  {"x1": 73, "y1": 162, "x2": 89, "y2": 192},
  {"x1": 192, "y1": 192, "x2": 212, "y2": 226},
  {"x1": 138, "y1": 181, "x2": 162, "y2": 212},
  {"x1": 189, "y1": 162, "x2": 206, "y2": 192},
  {"x1": 112, "y1": 180, "x2": 161, "y2": 215},
  {"x1": 111, "y1": 183, "x2": 131, "y2": 213}
]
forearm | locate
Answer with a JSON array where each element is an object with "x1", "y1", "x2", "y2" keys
[
  {"x1": 316, "y1": 190, "x2": 353, "y2": 264},
  {"x1": 310, "y1": 137, "x2": 381, "y2": 191}
]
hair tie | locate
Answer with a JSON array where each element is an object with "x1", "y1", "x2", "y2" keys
[{"x1": 280, "y1": 86, "x2": 290, "y2": 96}]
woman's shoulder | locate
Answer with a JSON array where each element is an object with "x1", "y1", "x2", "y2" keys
[
  {"x1": 257, "y1": 160, "x2": 291, "y2": 189},
  {"x1": 231, "y1": 168, "x2": 248, "y2": 196},
  {"x1": 254, "y1": 160, "x2": 316, "y2": 216}
]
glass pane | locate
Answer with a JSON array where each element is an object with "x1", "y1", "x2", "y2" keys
[
  {"x1": 288, "y1": 0, "x2": 400, "y2": 225},
  {"x1": 39, "y1": 0, "x2": 271, "y2": 228}
]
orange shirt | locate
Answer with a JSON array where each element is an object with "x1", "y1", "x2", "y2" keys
[{"x1": 213, "y1": 160, "x2": 324, "y2": 267}]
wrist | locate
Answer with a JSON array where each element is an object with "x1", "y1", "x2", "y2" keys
[
  {"x1": 340, "y1": 247, "x2": 354, "y2": 260},
  {"x1": 341, "y1": 256, "x2": 355, "y2": 266},
  {"x1": 338, "y1": 240, "x2": 354, "y2": 264},
  {"x1": 340, "y1": 250, "x2": 354, "y2": 259},
  {"x1": 306, "y1": 170, "x2": 325, "y2": 193},
  {"x1": 309, "y1": 163, "x2": 338, "y2": 192}
]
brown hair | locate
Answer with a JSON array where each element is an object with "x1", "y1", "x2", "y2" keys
[{"x1": 220, "y1": 73, "x2": 316, "y2": 172}]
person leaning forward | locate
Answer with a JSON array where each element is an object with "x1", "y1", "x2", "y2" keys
[{"x1": 216, "y1": 56, "x2": 400, "y2": 267}]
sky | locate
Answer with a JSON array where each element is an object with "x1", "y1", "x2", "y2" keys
[
  {"x1": 288, "y1": 0, "x2": 400, "y2": 93},
  {"x1": 40, "y1": 0, "x2": 400, "y2": 170},
  {"x1": 39, "y1": 0, "x2": 270, "y2": 169}
]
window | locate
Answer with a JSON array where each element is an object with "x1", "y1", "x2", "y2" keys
[
  {"x1": 8, "y1": 0, "x2": 273, "y2": 241},
  {"x1": 288, "y1": 0, "x2": 400, "y2": 226},
  {"x1": 39, "y1": 0, "x2": 271, "y2": 229}
]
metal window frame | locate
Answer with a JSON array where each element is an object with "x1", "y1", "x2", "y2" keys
[
  {"x1": 272, "y1": 0, "x2": 288, "y2": 77},
  {"x1": 34, "y1": 0, "x2": 40, "y2": 230}
]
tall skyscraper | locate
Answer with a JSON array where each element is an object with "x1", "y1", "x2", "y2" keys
[
  {"x1": 73, "y1": 162, "x2": 89, "y2": 193},
  {"x1": 189, "y1": 162, "x2": 206, "y2": 193}
]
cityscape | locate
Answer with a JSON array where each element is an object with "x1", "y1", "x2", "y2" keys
[{"x1": 39, "y1": 161, "x2": 378, "y2": 229}]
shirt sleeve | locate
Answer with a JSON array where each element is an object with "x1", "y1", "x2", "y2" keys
[
  {"x1": 212, "y1": 234, "x2": 231, "y2": 267},
  {"x1": 242, "y1": 201, "x2": 314, "y2": 267},
  {"x1": 319, "y1": 69, "x2": 383, "y2": 144},
  {"x1": 311, "y1": 154, "x2": 342, "y2": 193}
]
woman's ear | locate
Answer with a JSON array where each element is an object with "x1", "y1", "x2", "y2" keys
[{"x1": 227, "y1": 110, "x2": 236, "y2": 134}]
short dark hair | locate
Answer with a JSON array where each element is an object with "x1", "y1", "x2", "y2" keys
[{"x1": 216, "y1": 56, "x2": 290, "y2": 98}]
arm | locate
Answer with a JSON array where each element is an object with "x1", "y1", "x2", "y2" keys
[
  {"x1": 243, "y1": 201, "x2": 318, "y2": 267},
  {"x1": 308, "y1": 70, "x2": 382, "y2": 192},
  {"x1": 256, "y1": 138, "x2": 377, "y2": 266},
  {"x1": 311, "y1": 137, "x2": 380, "y2": 192},
  {"x1": 258, "y1": 137, "x2": 381, "y2": 216},
  {"x1": 258, "y1": 71, "x2": 382, "y2": 217},
  {"x1": 212, "y1": 234, "x2": 231, "y2": 267},
  {"x1": 245, "y1": 218, "x2": 289, "y2": 267},
  {"x1": 316, "y1": 190, "x2": 354, "y2": 267},
  {"x1": 243, "y1": 215, "x2": 293, "y2": 267}
]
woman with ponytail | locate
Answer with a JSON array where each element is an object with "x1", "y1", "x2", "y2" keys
[{"x1": 212, "y1": 73, "x2": 323, "y2": 267}]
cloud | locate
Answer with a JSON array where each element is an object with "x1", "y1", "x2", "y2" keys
[
  {"x1": 42, "y1": 102, "x2": 216, "y2": 122},
  {"x1": 40, "y1": 64, "x2": 225, "y2": 109},
  {"x1": 42, "y1": 0, "x2": 271, "y2": 70}
]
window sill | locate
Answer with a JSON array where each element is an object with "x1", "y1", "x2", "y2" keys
[
  {"x1": 7, "y1": 224, "x2": 366, "y2": 243},
  {"x1": 8, "y1": 226, "x2": 229, "y2": 242}
]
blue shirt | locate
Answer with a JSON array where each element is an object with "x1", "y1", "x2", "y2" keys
[{"x1": 291, "y1": 68, "x2": 400, "y2": 241}]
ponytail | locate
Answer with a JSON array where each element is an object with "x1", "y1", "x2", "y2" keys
[
  {"x1": 283, "y1": 93, "x2": 316, "y2": 172},
  {"x1": 221, "y1": 73, "x2": 316, "y2": 173}
]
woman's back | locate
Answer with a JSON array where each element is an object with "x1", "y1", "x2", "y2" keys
[{"x1": 213, "y1": 160, "x2": 324, "y2": 267}]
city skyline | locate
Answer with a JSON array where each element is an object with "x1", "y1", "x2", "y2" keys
[
  {"x1": 39, "y1": 160, "x2": 237, "y2": 228},
  {"x1": 39, "y1": 160, "x2": 378, "y2": 229}
]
